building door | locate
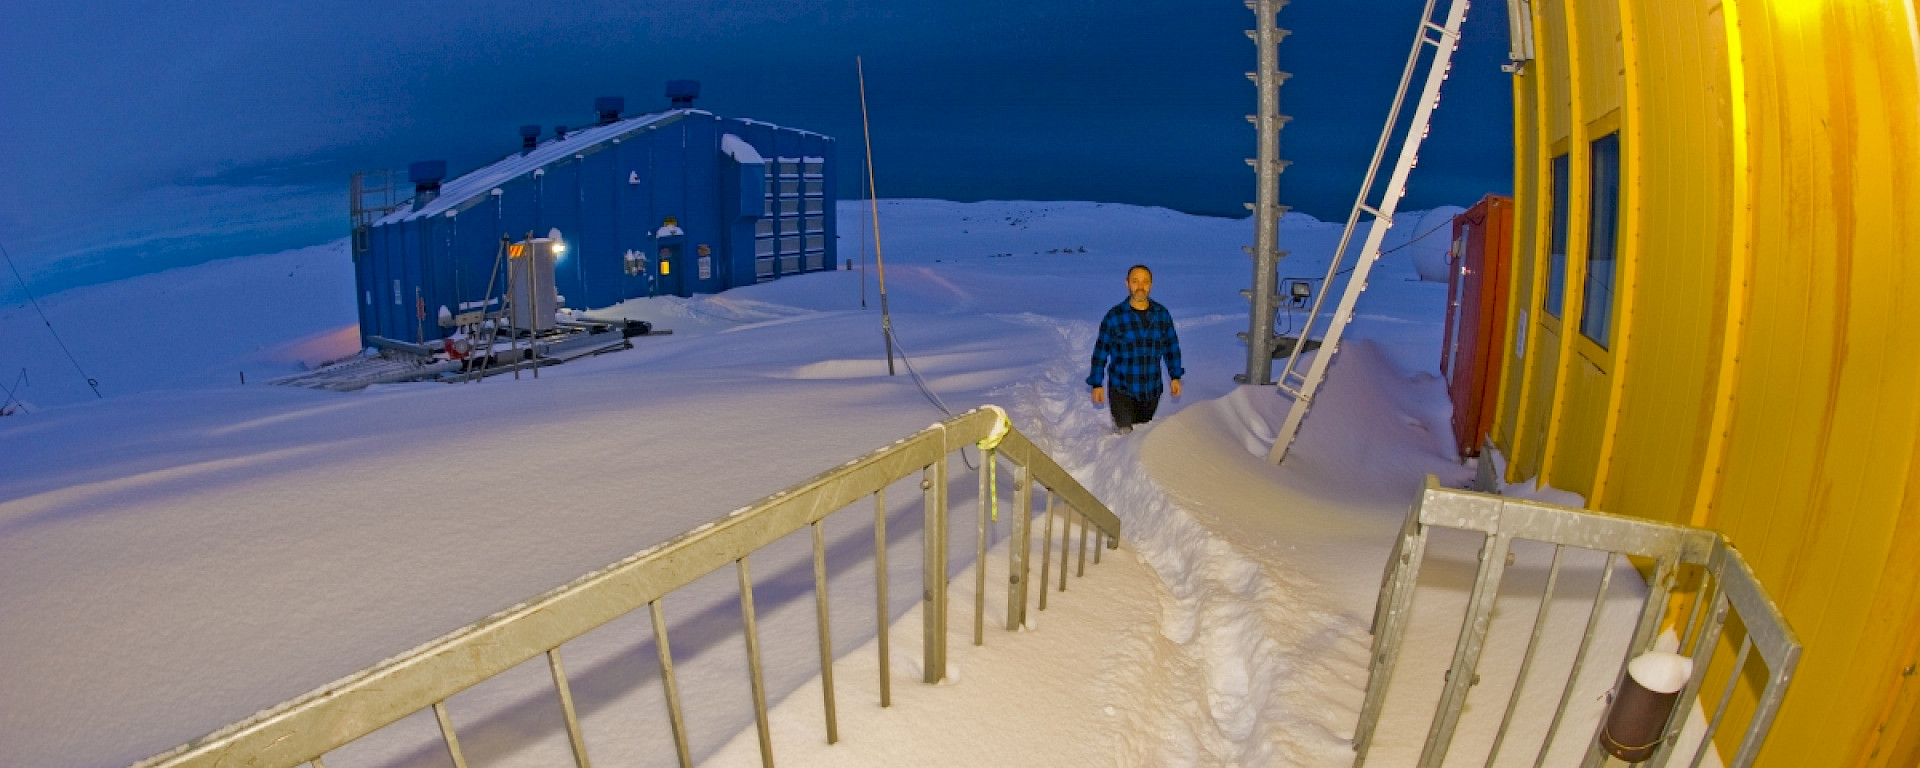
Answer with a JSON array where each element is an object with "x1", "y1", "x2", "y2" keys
[{"x1": 657, "y1": 243, "x2": 682, "y2": 297}]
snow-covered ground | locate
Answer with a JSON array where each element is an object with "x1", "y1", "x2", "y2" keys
[{"x1": 1, "y1": 200, "x2": 1708, "y2": 768}]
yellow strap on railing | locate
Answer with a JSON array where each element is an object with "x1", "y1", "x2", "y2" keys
[{"x1": 978, "y1": 406, "x2": 1010, "y2": 521}]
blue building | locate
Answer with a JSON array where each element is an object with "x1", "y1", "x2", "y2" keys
[{"x1": 356, "y1": 83, "x2": 837, "y2": 345}]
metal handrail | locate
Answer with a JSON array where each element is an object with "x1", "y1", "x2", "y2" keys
[
  {"x1": 1355, "y1": 477, "x2": 1800, "y2": 768},
  {"x1": 128, "y1": 406, "x2": 1120, "y2": 768}
]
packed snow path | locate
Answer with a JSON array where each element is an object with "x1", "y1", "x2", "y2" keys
[{"x1": 725, "y1": 333, "x2": 1476, "y2": 767}]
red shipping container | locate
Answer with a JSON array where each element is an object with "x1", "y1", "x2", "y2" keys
[{"x1": 1438, "y1": 195, "x2": 1513, "y2": 459}]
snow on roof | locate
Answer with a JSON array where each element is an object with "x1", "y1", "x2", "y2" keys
[
  {"x1": 381, "y1": 109, "x2": 702, "y2": 225},
  {"x1": 720, "y1": 133, "x2": 765, "y2": 164},
  {"x1": 735, "y1": 117, "x2": 827, "y2": 138}
]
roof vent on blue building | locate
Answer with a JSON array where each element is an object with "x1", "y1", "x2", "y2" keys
[
  {"x1": 555, "y1": 125, "x2": 569, "y2": 140},
  {"x1": 595, "y1": 96, "x2": 624, "y2": 125},
  {"x1": 519, "y1": 124, "x2": 541, "y2": 153},
  {"x1": 666, "y1": 80, "x2": 700, "y2": 108},
  {"x1": 409, "y1": 160, "x2": 447, "y2": 211}
]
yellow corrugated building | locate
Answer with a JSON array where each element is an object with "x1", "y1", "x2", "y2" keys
[{"x1": 1488, "y1": 0, "x2": 1920, "y2": 763}]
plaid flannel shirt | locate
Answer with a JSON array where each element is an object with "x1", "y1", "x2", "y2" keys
[{"x1": 1087, "y1": 299, "x2": 1184, "y2": 401}]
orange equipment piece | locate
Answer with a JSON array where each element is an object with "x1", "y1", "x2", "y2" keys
[{"x1": 1438, "y1": 194, "x2": 1513, "y2": 459}]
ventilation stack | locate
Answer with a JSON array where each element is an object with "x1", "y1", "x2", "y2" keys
[
  {"x1": 595, "y1": 96, "x2": 624, "y2": 125},
  {"x1": 408, "y1": 160, "x2": 447, "y2": 211},
  {"x1": 666, "y1": 80, "x2": 700, "y2": 108}
]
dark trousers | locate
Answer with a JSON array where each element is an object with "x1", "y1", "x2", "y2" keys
[{"x1": 1109, "y1": 389, "x2": 1160, "y2": 429}]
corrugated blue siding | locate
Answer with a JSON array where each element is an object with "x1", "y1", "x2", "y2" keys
[
  {"x1": 577, "y1": 142, "x2": 620, "y2": 309},
  {"x1": 360, "y1": 111, "x2": 834, "y2": 345}
]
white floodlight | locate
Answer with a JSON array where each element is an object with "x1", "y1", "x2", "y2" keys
[{"x1": 1505, "y1": 0, "x2": 1536, "y2": 66}]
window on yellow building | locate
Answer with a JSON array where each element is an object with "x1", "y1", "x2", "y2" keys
[
  {"x1": 1580, "y1": 133, "x2": 1621, "y2": 348},
  {"x1": 1545, "y1": 153, "x2": 1570, "y2": 318}
]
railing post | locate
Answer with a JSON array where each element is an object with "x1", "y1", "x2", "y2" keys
[
  {"x1": 1058, "y1": 505, "x2": 1073, "y2": 592},
  {"x1": 546, "y1": 648, "x2": 593, "y2": 768},
  {"x1": 1652, "y1": 547, "x2": 1728, "y2": 768},
  {"x1": 1077, "y1": 510, "x2": 1089, "y2": 577},
  {"x1": 1038, "y1": 489, "x2": 1055, "y2": 610},
  {"x1": 432, "y1": 701, "x2": 471, "y2": 768},
  {"x1": 647, "y1": 601, "x2": 694, "y2": 768},
  {"x1": 922, "y1": 462, "x2": 948, "y2": 684},
  {"x1": 737, "y1": 557, "x2": 774, "y2": 767},
  {"x1": 974, "y1": 449, "x2": 992, "y2": 646},
  {"x1": 810, "y1": 520, "x2": 839, "y2": 744},
  {"x1": 1355, "y1": 504, "x2": 1432, "y2": 763},
  {"x1": 1007, "y1": 464, "x2": 1033, "y2": 630},
  {"x1": 1534, "y1": 551, "x2": 1622, "y2": 768},
  {"x1": 1416, "y1": 532, "x2": 1513, "y2": 766},
  {"x1": 874, "y1": 489, "x2": 891, "y2": 707}
]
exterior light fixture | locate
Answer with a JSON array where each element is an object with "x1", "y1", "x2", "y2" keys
[{"x1": 1504, "y1": 0, "x2": 1536, "y2": 71}]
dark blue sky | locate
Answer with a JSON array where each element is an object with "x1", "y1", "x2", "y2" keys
[{"x1": 0, "y1": 0, "x2": 1512, "y2": 298}]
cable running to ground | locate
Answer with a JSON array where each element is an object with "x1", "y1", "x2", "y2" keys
[
  {"x1": 0, "y1": 238, "x2": 100, "y2": 398},
  {"x1": 885, "y1": 326, "x2": 979, "y2": 470},
  {"x1": 1332, "y1": 216, "x2": 1455, "y2": 276},
  {"x1": 0, "y1": 368, "x2": 25, "y2": 413},
  {"x1": 1273, "y1": 216, "x2": 1454, "y2": 346}
]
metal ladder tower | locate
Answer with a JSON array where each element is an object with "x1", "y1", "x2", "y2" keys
[
  {"x1": 461, "y1": 236, "x2": 514, "y2": 382},
  {"x1": 1238, "y1": 0, "x2": 1292, "y2": 387},
  {"x1": 1267, "y1": 0, "x2": 1472, "y2": 464},
  {"x1": 349, "y1": 170, "x2": 404, "y2": 262}
]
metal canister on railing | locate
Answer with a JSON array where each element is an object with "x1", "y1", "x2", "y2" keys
[{"x1": 1601, "y1": 651, "x2": 1695, "y2": 762}]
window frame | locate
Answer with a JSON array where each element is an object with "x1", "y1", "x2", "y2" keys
[
  {"x1": 1578, "y1": 132, "x2": 1622, "y2": 349},
  {"x1": 1544, "y1": 151, "x2": 1572, "y2": 319}
]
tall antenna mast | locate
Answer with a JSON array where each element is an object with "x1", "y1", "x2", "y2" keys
[
  {"x1": 860, "y1": 153, "x2": 869, "y2": 309},
  {"x1": 1239, "y1": 0, "x2": 1293, "y2": 388},
  {"x1": 857, "y1": 56, "x2": 897, "y2": 376}
]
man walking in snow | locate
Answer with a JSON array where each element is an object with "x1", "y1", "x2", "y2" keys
[{"x1": 1088, "y1": 264, "x2": 1184, "y2": 434}]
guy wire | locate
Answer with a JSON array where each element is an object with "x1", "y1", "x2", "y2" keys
[{"x1": 0, "y1": 238, "x2": 100, "y2": 398}]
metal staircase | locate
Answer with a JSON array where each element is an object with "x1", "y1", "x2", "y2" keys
[{"x1": 127, "y1": 408, "x2": 1120, "y2": 768}]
